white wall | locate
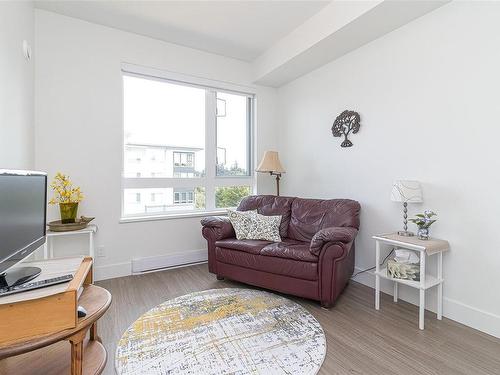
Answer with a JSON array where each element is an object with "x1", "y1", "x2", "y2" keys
[
  {"x1": 277, "y1": 2, "x2": 500, "y2": 338},
  {"x1": 0, "y1": 2, "x2": 34, "y2": 169},
  {"x1": 32, "y1": 2, "x2": 500, "y2": 337},
  {"x1": 34, "y1": 10, "x2": 278, "y2": 280}
]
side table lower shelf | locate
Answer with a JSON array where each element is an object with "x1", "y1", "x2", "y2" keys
[
  {"x1": 0, "y1": 338, "x2": 106, "y2": 375},
  {"x1": 375, "y1": 268, "x2": 443, "y2": 290}
]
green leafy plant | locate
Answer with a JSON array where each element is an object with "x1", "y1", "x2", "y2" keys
[
  {"x1": 216, "y1": 186, "x2": 251, "y2": 208},
  {"x1": 409, "y1": 210, "x2": 437, "y2": 229}
]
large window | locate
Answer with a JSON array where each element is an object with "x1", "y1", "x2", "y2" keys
[{"x1": 122, "y1": 70, "x2": 254, "y2": 218}]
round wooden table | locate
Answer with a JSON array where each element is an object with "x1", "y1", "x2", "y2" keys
[{"x1": 0, "y1": 285, "x2": 111, "y2": 375}]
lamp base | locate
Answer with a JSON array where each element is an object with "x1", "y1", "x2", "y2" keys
[
  {"x1": 270, "y1": 172, "x2": 281, "y2": 196},
  {"x1": 397, "y1": 230, "x2": 415, "y2": 237}
]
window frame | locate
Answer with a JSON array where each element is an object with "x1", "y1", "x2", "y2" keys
[{"x1": 120, "y1": 64, "x2": 256, "y2": 222}]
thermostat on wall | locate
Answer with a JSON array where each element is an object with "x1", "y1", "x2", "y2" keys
[{"x1": 23, "y1": 40, "x2": 32, "y2": 61}]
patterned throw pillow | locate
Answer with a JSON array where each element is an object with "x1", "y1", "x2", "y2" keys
[
  {"x1": 246, "y1": 213, "x2": 282, "y2": 242},
  {"x1": 227, "y1": 210, "x2": 257, "y2": 240}
]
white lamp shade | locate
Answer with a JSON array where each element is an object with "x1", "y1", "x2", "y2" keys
[
  {"x1": 256, "y1": 151, "x2": 285, "y2": 173},
  {"x1": 391, "y1": 180, "x2": 423, "y2": 203}
]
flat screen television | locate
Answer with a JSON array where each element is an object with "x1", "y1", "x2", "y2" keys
[{"x1": 0, "y1": 170, "x2": 47, "y2": 288}]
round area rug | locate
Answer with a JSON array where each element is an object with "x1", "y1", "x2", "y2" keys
[{"x1": 116, "y1": 288, "x2": 326, "y2": 375}]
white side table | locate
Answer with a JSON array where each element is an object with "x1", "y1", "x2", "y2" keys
[
  {"x1": 43, "y1": 224, "x2": 98, "y2": 259},
  {"x1": 372, "y1": 233, "x2": 450, "y2": 330}
]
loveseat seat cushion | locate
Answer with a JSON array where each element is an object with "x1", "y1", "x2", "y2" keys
[
  {"x1": 238, "y1": 195, "x2": 295, "y2": 238},
  {"x1": 260, "y1": 238, "x2": 318, "y2": 262},
  {"x1": 215, "y1": 238, "x2": 272, "y2": 255},
  {"x1": 287, "y1": 198, "x2": 361, "y2": 242},
  {"x1": 215, "y1": 247, "x2": 318, "y2": 281}
]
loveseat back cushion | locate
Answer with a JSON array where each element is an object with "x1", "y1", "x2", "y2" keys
[
  {"x1": 287, "y1": 198, "x2": 361, "y2": 242},
  {"x1": 238, "y1": 195, "x2": 295, "y2": 237}
]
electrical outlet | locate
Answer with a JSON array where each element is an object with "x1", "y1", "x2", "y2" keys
[{"x1": 97, "y1": 246, "x2": 106, "y2": 257}]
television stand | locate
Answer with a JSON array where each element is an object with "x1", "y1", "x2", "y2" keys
[
  {"x1": 0, "y1": 257, "x2": 111, "y2": 375},
  {"x1": 0, "y1": 266, "x2": 41, "y2": 288}
]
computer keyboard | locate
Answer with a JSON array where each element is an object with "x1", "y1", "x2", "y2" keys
[{"x1": 0, "y1": 274, "x2": 74, "y2": 297}]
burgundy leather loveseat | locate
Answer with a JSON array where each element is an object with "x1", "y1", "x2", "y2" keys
[{"x1": 201, "y1": 195, "x2": 360, "y2": 307}]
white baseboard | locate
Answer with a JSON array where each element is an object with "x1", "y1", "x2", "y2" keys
[
  {"x1": 132, "y1": 249, "x2": 208, "y2": 274},
  {"x1": 352, "y1": 266, "x2": 500, "y2": 338},
  {"x1": 443, "y1": 297, "x2": 500, "y2": 339},
  {"x1": 94, "y1": 249, "x2": 208, "y2": 281},
  {"x1": 94, "y1": 261, "x2": 131, "y2": 281}
]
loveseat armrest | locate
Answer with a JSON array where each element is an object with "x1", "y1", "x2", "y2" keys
[
  {"x1": 201, "y1": 216, "x2": 235, "y2": 241},
  {"x1": 310, "y1": 226, "x2": 358, "y2": 256}
]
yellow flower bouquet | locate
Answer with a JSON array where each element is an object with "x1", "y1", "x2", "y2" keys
[{"x1": 49, "y1": 172, "x2": 84, "y2": 223}]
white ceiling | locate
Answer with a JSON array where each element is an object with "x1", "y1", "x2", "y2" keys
[{"x1": 34, "y1": 0, "x2": 330, "y2": 61}]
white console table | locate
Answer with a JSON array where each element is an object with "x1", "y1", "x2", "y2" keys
[
  {"x1": 43, "y1": 224, "x2": 98, "y2": 259},
  {"x1": 373, "y1": 233, "x2": 450, "y2": 330}
]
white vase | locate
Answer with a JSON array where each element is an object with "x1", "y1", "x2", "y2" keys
[{"x1": 417, "y1": 227, "x2": 429, "y2": 240}]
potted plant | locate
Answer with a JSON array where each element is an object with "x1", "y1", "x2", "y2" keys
[
  {"x1": 49, "y1": 172, "x2": 84, "y2": 223},
  {"x1": 409, "y1": 210, "x2": 437, "y2": 240}
]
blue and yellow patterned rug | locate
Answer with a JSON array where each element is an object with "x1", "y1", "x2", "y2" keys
[{"x1": 116, "y1": 288, "x2": 326, "y2": 374}]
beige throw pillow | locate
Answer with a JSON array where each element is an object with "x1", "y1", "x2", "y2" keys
[
  {"x1": 228, "y1": 210, "x2": 282, "y2": 242},
  {"x1": 227, "y1": 210, "x2": 257, "y2": 240},
  {"x1": 247, "y1": 213, "x2": 282, "y2": 242}
]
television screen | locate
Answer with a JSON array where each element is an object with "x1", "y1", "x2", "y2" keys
[{"x1": 0, "y1": 172, "x2": 47, "y2": 274}]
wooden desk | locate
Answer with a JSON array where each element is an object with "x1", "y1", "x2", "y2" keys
[{"x1": 0, "y1": 257, "x2": 112, "y2": 375}]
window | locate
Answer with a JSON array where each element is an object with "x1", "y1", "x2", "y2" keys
[
  {"x1": 173, "y1": 189, "x2": 195, "y2": 205},
  {"x1": 216, "y1": 92, "x2": 250, "y2": 176},
  {"x1": 173, "y1": 152, "x2": 195, "y2": 167},
  {"x1": 122, "y1": 69, "x2": 254, "y2": 218}
]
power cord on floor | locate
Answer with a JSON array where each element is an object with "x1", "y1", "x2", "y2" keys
[{"x1": 351, "y1": 248, "x2": 395, "y2": 279}]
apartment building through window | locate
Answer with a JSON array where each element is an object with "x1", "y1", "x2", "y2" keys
[{"x1": 122, "y1": 67, "x2": 254, "y2": 218}]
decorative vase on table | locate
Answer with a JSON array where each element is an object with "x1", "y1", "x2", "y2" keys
[
  {"x1": 59, "y1": 202, "x2": 79, "y2": 224},
  {"x1": 49, "y1": 172, "x2": 84, "y2": 224},
  {"x1": 417, "y1": 227, "x2": 429, "y2": 240},
  {"x1": 409, "y1": 210, "x2": 437, "y2": 241}
]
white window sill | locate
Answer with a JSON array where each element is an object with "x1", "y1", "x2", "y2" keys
[{"x1": 119, "y1": 210, "x2": 229, "y2": 223}]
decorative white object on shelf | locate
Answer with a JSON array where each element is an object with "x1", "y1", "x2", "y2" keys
[
  {"x1": 43, "y1": 224, "x2": 98, "y2": 259},
  {"x1": 372, "y1": 233, "x2": 450, "y2": 330},
  {"x1": 387, "y1": 259, "x2": 420, "y2": 281},
  {"x1": 394, "y1": 249, "x2": 419, "y2": 264}
]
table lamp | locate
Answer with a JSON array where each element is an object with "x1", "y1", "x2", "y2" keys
[
  {"x1": 256, "y1": 151, "x2": 285, "y2": 196},
  {"x1": 391, "y1": 180, "x2": 423, "y2": 236}
]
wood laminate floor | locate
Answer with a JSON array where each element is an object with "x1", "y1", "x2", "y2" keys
[{"x1": 96, "y1": 263, "x2": 500, "y2": 375}]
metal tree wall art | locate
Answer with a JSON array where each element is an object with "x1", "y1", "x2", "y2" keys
[{"x1": 331, "y1": 110, "x2": 361, "y2": 147}]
